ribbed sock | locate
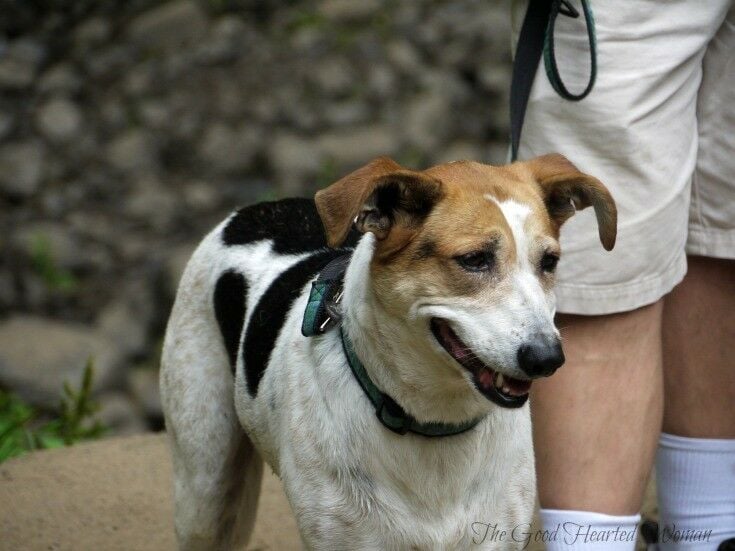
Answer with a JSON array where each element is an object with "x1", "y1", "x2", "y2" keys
[
  {"x1": 656, "y1": 432, "x2": 735, "y2": 550},
  {"x1": 539, "y1": 508, "x2": 641, "y2": 550}
]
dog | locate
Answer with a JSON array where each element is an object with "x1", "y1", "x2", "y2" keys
[{"x1": 160, "y1": 154, "x2": 616, "y2": 550}]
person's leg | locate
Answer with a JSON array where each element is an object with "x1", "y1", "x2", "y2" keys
[
  {"x1": 655, "y1": 5, "x2": 735, "y2": 547},
  {"x1": 510, "y1": 0, "x2": 730, "y2": 545},
  {"x1": 656, "y1": 257, "x2": 735, "y2": 549},
  {"x1": 662, "y1": 256, "x2": 735, "y2": 439},
  {"x1": 531, "y1": 301, "x2": 664, "y2": 515}
]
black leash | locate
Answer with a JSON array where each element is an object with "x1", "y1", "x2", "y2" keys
[{"x1": 510, "y1": 0, "x2": 597, "y2": 161}]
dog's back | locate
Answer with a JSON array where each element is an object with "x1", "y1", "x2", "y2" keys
[{"x1": 160, "y1": 198, "x2": 357, "y2": 549}]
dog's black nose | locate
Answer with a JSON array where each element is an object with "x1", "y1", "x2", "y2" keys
[{"x1": 517, "y1": 335, "x2": 565, "y2": 377}]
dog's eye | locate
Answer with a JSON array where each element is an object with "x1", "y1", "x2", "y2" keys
[
  {"x1": 456, "y1": 250, "x2": 494, "y2": 272},
  {"x1": 540, "y1": 253, "x2": 560, "y2": 273}
]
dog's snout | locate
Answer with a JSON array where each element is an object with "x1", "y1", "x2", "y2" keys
[{"x1": 517, "y1": 335, "x2": 565, "y2": 378}]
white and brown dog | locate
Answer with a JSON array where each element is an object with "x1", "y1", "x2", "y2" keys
[{"x1": 160, "y1": 154, "x2": 616, "y2": 550}]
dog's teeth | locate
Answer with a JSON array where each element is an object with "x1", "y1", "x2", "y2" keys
[
  {"x1": 502, "y1": 385, "x2": 511, "y2": 394},
  {"x1": 495, "y1": 373, "x2": 504, "y2": 387}
]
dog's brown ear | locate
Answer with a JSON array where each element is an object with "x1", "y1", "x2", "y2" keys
[
  {"x1": 315, "y1": 157, "x2": 443, "y2": 248},
  {"x1": 527, "y1": 153, "x2": 617, "y2": 251}
]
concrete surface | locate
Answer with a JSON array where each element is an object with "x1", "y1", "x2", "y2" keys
[{"x1": 0, "y1": 433, "x2": 657, "y2": 550}]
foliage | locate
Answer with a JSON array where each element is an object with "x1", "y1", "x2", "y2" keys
[
  {"x1": 0, "y1": 359, "x2": 106, "y2": 463},
  {"x1": 29, "y1": 234, "x2": 78, "y2": 292}
]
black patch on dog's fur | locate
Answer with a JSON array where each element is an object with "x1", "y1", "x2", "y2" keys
[
  {"x1": 213, "y1": 270, "x2": 248, "y2": 373},
  {"x1": 413, "y1": 239, "x2": 436, "y2": 260},
  {"x1": 223, "y1": 198, "x2": 359, "y2": 253},
  {"x1": 243, "y1": 249, "x2": 349, "y2": 396}
]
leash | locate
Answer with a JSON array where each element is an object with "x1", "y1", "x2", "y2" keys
[
  {"x1": 510, "y1": 0, "x2": 597, "y2": 161},
  {"x1": 302, "y1": 253, "x2": 482, "y2": 437}
]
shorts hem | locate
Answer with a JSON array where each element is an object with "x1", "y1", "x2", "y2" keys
[
  {"x1": 554, "y1": 253, "x2": 687, "y2": 316},
  {"x1": 685, "y1": 226, "x2": 735, "y2": 259}
]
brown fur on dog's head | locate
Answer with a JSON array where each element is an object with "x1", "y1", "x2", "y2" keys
[{"x1": 316, "y1": 154, "x2": 616, "y2": 260}]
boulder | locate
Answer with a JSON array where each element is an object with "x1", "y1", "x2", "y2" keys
[
  {"x1": 0, "y1": 316, "x2": 123, "y2": 410},
  {"x1": 128, "y1": 1, "x2": 208, "y2": 54},
  {"x1": 106, "y1": 130, "x2": 158, "y2": 174},
  {"x1": 0, "y1": 141, "x2": 45, "y2": 198},
  {"x1": 35, "y1": 98, "x2": 83, "y2": 143},
  {"x1": 94, "y1": 392, "x2": 147, "y2": 436},
  {"x1": 315, "y1": 124, "x2": 399, "y2": 170},
  {"x1": 0, "y1": 38, "x2": 44, "y2": 90}
]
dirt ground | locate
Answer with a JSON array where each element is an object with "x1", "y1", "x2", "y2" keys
[
  {"x1": 0, "y1": 433, "x2": 301, "y2": 551},
  {"x1": 0, "y1": 433, "x2": 656, "y2": 550}
]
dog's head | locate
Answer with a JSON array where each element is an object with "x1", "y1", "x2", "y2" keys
[{"x1": 315, "y1": 155, "x2": 616, "y2": 410}]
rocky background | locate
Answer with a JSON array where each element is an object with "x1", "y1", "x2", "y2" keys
[{"x1": 0, "y1": 0, "x2": 513, "y2": 435}]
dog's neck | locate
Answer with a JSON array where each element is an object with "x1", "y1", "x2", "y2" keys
[{"x1": 341, "y1": 234, "x2": 494, "y2": 426}]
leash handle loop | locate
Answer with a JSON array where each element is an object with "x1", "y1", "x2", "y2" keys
[{"x1": 510, "y1": 0, "x2": 597, "y2": 161}]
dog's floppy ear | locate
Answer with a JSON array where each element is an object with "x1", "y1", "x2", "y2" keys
[
  {"x1": 315, "y1": 156, "x2": 443, "y2": 248},
  {"x1": 527, "y1": 153, "x2": 617, "y2": 251}
]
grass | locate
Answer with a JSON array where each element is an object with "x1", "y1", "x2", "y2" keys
[
  {"x1": 29, "y1": 234, "x2": 78, "y2": 293},
  {"x1": 0, "y1": 359, "x2": 106, "y2": 463}
]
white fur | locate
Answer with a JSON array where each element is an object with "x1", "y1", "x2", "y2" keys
[{"x1": 160, "y1": 201, "x2": 553, "y2": 549}]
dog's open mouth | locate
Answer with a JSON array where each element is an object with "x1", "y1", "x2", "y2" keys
[{"x1": 430, "y1": 318, "x2": 530, "y2": 408}]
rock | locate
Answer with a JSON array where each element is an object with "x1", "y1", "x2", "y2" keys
[
  {"x1": 35, "y1": 98, "x2": 83, "y2": 142},
  {"x1": 402, "y1": 89, "x2": 453, "y2": 154},
  {"x1": 127, "y1": 368, "x2": 162, "y2": 420},
  {"x1": 195, "y1": 16, "x2": 249, "y2": 65},
  {"x1": 436, "y1": 141, "x2": 486, "y2": 165},
  {"x1": 0, "y1": 112, "x2": 13, "y2": 140},
  {"x1": 138, "y1": 100, "x2": 171, "y2": 130},
  {"x1": 13, "y1": 222, "x2": 82, "y2": 271},
  {"x1": 123, "y1": 177, "x2": 179, "y2": 231},
  {"x1": 37, "y1": 63, "x2": 82, "y2": 95},
  {"x1": 106, "y1": 130, "x2": 158, "y2": 174},
  {"x1": 0, "y1": 38, "x2": 45, "y2": 90},
  {"x1": 199, "y1": 123, "x2": 260, "y2": 174},
  {"x1": 323, "y1": 100, "x2": 370, "y2": 127},
  {"x1": 311, "y1": 57, "x2": 355, "y2": 98},
  {"x1": 318, "y1": 0, "x2": 383, "y2": 22},
  {"x1": 73, "y1": 16, "x2": 112, "y2": 53},
  {"x1": 316, "y1": 124, "x2": 399, "y2": 170},
  {"x1": 182, "y1": 180, "x2": 219, "y2": 212},
  {"x1": 94, "y1": 392, "x2": 147, "y2": 436},
  {"x1": 128, "y1": 1, "x2": 208, "y2": 54},
  {"x1": 84, "y1": 45, "x2": 132, "y2": 79},
  {"x1": 267, "y1": 132, "x2": 320, "y2": 189},
  {"x1": 0, "y1": 141, "x2": 44, "y2": 198},
  {"x1": 96, "y1": 279, "x2": 156, "y2": 359},
  {"x1": 367, "y1": 63, "x2": 397, "y2": 100},
  {"x1": 0, "y1": 316, "x2": 123, "y2": 410},
  {"x1": 164, "y1": 243, "x2": 197, "y2": 297},
  {"x1": 386, "y1": 40, "x2": 422, "y2": 75},
  {"x1": 0, "y1": 269, "x2": 15, "y2": 309}
]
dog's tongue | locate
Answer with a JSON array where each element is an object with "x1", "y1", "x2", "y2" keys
[{"x1": 437, "y1": 320, "x2": 471, "y2": 360}]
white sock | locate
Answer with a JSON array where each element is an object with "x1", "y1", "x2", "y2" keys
[
  {"x1": 656, "y1": 432, "x2": 735, "y2": 550},
  {"x1": 539, "y1": 508, "x2": 641, "y2": 550}
]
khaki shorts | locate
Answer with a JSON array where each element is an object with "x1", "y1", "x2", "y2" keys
[{"x1": 512, "y1": 0, "x2": 735, "y2": 315}]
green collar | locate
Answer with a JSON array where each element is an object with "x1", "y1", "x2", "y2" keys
[
  {"x1": 302, "y1": 254, "x2": 483, "y2": 437},
  {"x1": 339, "y1": 327, "x2": 482, "y2": 437}
]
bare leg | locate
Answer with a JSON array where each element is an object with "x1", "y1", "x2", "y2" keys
[
  {"x1": 662, "y1": 256, "x2": 735, "y2": 438},
  {"x1": 531, "y1": 301, "x2": 664, "y2": 514}
]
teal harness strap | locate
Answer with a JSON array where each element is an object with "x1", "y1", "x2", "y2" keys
[
  {"x1": 339, "y1": 328, "x2": 482, "y2": 437},
  {"x1": 302, "y1": 253, "x2": 483, "y2": 437}
]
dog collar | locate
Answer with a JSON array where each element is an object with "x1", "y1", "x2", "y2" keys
[{"x1": 302, "y1": 254, "x2": 482, "y2": 438}]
